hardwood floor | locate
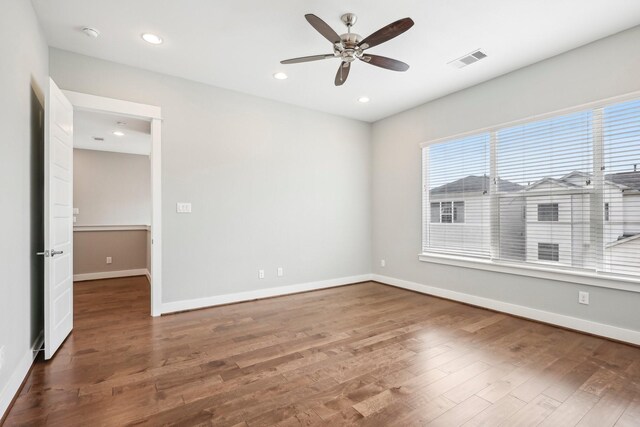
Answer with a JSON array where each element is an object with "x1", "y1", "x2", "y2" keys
[{"x1": 4, "y1": 277, "x2": 640, "y2": 426}]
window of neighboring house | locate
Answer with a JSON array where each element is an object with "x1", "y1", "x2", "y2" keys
[
  {"x1": 538, "y1": 243, "x2": 560, "y2": 262},
  {"x1": 441, "y1": 202, "x2": 453, "y2": 223},
  {"x1": 604, "y1": 202, "x2": 609, "y2": 221},
  {"x1": 453, "y1": 201, "x2": 465, "y2": 223},
  {"x1": 537, "y1": 203, "x2": 559, "y2": 222},
  {"x1": 430, "y1": 202, "x2": 440, "y2": 223}
]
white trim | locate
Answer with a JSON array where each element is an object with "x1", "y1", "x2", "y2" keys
[
  {"x1": 62, "y1": 90, "x2": 161, "y2": 120},
  {"x1": 73, "y1": 225, "x2": 150, "y2": 232},
  {"x1": 161, "y1": 275, "x2": 373, "y2": 314},
  {"x1": 418, "y1": 252, "x2": 640, "y2": 293},
  {"x1": 0, "y1": 331, "x2": 43, "y2": 420},
  {"x1": 65, "y1": 91, "x2": 162, "y2": 318},
  {"x1": 371, "y1": 274, "x2": 640, "y2": 346},
  {"x1": 150, "y1": 118, "x2": 162, "y2": 317},
  {"x1": 419, "y1": 90, "x2": 640, "y2": 148},
  {"x1": 74, "y1": 269, "x2": 149, "y2": 282}
]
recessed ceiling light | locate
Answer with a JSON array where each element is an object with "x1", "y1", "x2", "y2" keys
[
  {"x1": 273, "y1": 72, "x2": 288, "y2": 80},
  {"x1": 113, "y1": 131, "x2": 125, "y2": 137},
  {"x1": 358, "y1": 96, "x2": 370, "y2": 103},
  {"x1": 82, "y1": 27, "x2": 100, "y2": 38},
  {"x1": 141, "y1": 33, "x2": 163, "y2": 45}
]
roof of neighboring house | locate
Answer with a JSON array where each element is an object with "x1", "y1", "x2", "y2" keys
[
  {"x1": 605, "y1": 233, "x2": 640, "y2": 248},
  {"x1": 605, "y1": 171, "x2": 640, "y2": 191},
  {"x1": 430, "y1": 175, "x2": 522, "y2": 196},
  {"x1": 524, "y1": 170, "x2": 640, "y2": 192}
]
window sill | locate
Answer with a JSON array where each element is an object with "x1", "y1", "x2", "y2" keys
[{"x1": 418, "y1": 252, "x2": 640, "y2": 293}]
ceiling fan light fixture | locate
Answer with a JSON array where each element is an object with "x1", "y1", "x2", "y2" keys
[
  {"x1": 142, "y1": 33, "x2": 163, "y2": 45},
  {"x1": 358, "y1": 96, "x2": 370, "y2": 103},
  {"x1": 273, "y1": 72, "x2": 288, "y2": 80},
  {"x1": 280, "y1": 13, "x2": 414, "y2": 86}
]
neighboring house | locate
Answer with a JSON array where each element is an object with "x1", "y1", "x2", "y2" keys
[
  {"x1": 428, "y1": 175, "x2": 522, "y2": 256},
  {"x1": 429, "y1": 170, "x2": 640, "y2": 275},
  {"x1": 521, "y1": 170, "x2": 640, "y2": 274}
]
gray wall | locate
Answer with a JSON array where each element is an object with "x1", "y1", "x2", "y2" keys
[
  {"x1": 0, "y1": 0, "x2": 48, "y2": 410},
  {"x1": 371, "y1": 26, "x2": 640, "y2": 331},
  {"x1": 50, "y1": 49, "x2": 372, "y2": 303},
  {"x1": 74, "y1": 149, "x2": 151, "y2": 226}
]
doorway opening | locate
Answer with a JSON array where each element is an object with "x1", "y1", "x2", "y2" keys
[{"x1": 65, "y1": 91, "x2": 162, "y2": 317}]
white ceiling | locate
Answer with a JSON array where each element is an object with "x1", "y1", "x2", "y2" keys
[
  {"x1": 33, "y1": 0, "x2": 640, "y2": 122},
  {"x1": 74, "y1": 110, "x2": 151, "y2": 155}
]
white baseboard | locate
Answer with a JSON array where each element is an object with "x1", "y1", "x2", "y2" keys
[
  {"x1": 371, "y1": 274, "x2": 640, "y2": 346},
  {"x1": 74, "y1": 269, "x2": 150, "y2": 282},
  {"x1": 0, "y1": 331, "x2": 43, "y2": 420},
  {"x1": 161, "y1": 274, "x2": 373, "y2": 314}
]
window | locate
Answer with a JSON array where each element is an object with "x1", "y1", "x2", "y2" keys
[
  {"x1": 441, "y1": 202, "x2": 452, "y2": 223},
  {"x1": 453, "y1": 201, "x2": 465, "y2": 223},
  {"x1": 430, "y1": 201, "x2": 466, "y2": 223},
  {"x1": 422, "y1": 97, "x2": 640, "y2": 278},
  {"x1": 537, "y1": 203, "x2": 559, "y2": 222},
  {"x1": 538, "y1": 243, "x2": 560, "y2": 262},
  {"x1": 423, "y1": 133, "x2": 490, "y2": 256}
]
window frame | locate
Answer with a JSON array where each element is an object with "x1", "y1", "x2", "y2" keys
[
  {"x1": 538, "y1": 242, "x2": 560, "y2": 262},
  {"x1": 419, "y1": 91, "x2": 640, "y2": 291},
  {"x1": 537, "y1": 203, "x2": 559, "y2": 222}
]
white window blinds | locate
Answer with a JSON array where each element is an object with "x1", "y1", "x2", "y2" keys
[
  {"x1": 422, "y1": 96, "x2": 640, "y2": 279},
  {"x1": 602, "y1": 99, "x2": 640, "y2": 276},
  {"x1": 495, "y1": 111, "x2": 593, "y2": 267},
  {"x1": 423, "y1": 133, "x2": 490, "y2": 256}
]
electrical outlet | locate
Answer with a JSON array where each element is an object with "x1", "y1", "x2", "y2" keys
[
  {"x1": 380, "y1": 259, "x2": 386, "y2": 267},
  {"x1": 73, "y1": 208, "x2": 80, "y2": 215},
  {"x1": 578, "y1": 291, "x2": 589, "y2": 305},
  {"x1": 277, "y1": 267, "x2": 284, "y2": 277},
  {"x1": 106, "y1": 256, "x2": 112, "y2": 264},
  {"x1": 258, "y1": 269, "x2": 265, "y2": 279}
]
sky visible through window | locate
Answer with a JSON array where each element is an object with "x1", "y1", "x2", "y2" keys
[{"x1": 428, "y1": 99, "x2": 640, "y2": 189}]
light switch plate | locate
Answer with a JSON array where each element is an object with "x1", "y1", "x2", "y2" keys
[
  {"x1": 277, "y1": 267, "x2": 284, "y2": 277},
  {"x1": 176, "y1": 202, "x2": 192, "y2": 213},
  {"x1": 106, "y1": 257, "x2": 112, "y2": 264},
  {"x1": 73, "y1": 208, "x2": 80, "y2": 215}
]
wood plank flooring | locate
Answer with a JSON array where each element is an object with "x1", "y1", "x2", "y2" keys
[{"x1": 4, "y1": 277, "x2": 640, "y2": 426}]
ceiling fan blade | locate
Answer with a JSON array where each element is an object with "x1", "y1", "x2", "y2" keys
[
  {"x1": 305, "y1": 14, "x2": 341, "y2": 44},
  {"x1": 334, "y1": 62, "x2": 351, "y2": 86},
  {"x1": 280, "y1": 54, "x2": 335, "y2": 64},
  {"x1": 358, "y1": 17, "x2": 414, "y2": 50},
  {"x1": 360, "y1": 54, "x2": 410, "y2": 71}
]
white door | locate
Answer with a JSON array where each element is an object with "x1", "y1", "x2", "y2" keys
[{"x1": 44, "y1": 78, "x2": 74, "y2": 359}]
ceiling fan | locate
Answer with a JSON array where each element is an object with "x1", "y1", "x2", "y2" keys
[{"x1": 281, "y1": 13, "x2": 414, "y2": 86}]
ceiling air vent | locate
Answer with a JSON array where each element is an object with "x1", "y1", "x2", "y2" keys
[
  {"x1": 448, "y1": 49, "x2": 488, "y2": 69},
  {"x1": 93, "y1": 137, "x2": 105, "y2": 141}
]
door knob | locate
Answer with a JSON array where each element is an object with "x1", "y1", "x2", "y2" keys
[{"x1": 51, "y1": 250, "x2": 64, "y2": 257}]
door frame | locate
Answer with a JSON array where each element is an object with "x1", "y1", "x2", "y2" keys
[{"x1": 64, "y1": 90, "x2": 163, "y2": 316}]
